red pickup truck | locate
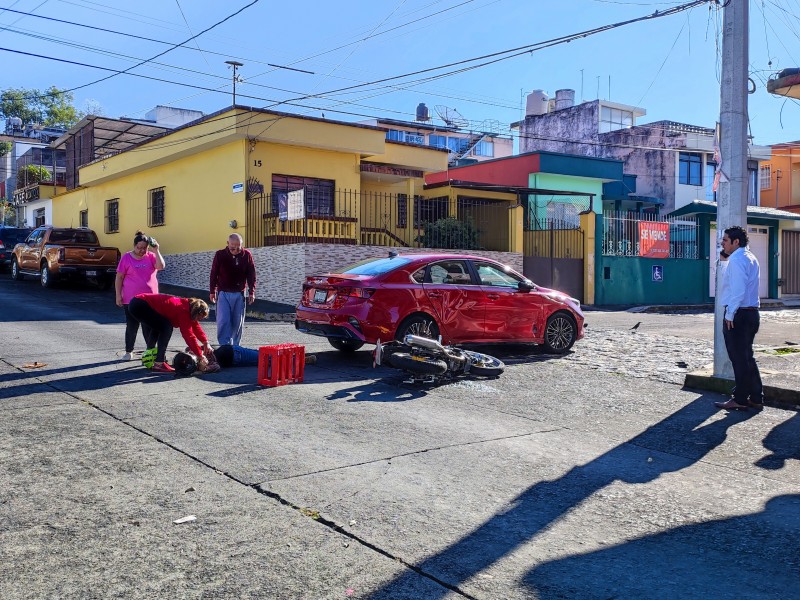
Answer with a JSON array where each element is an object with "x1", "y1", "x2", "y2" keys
[{"x1": 11, "y1": 226, "x2": 120, "y2": 289}]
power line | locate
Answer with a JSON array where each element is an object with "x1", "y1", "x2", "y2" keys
[{"x1": 22, "y1": 0, "x2": 262, "y2": 99}]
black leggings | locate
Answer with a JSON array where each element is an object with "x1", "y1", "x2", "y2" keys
[
  {"x1": 123, "y1": 304, "x2": 154, "y2": 353},
  {"x1": 128, "y1": 298, "x2": 173, "y2": 362}
]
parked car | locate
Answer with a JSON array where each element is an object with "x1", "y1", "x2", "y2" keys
[
  {"x1": 11, "y1": 226, "x2": 120, "y2": 289},
  {"x1": 295, "y1": 253, "x2": 585, "y2": 354},
  {"x1": 0, "y1": 226, "x2": 32, "y2": 271}
]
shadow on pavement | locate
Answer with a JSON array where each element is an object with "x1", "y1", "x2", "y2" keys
[
  {"x1": 755, "y1": 410, "x2": 800, "y2": 470},
  {"x1": 522, "y1": 493, "x2": 800, "y2": 598},
  {"x1": 371, "y1": 395, "x2": 767, "y2": 599}
]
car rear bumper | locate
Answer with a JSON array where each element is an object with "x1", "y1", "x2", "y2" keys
[
  {"x1": 294, "y1": 318, "x2": 366, "y2": 342},
  {"x1": 57, "y1": 266, "x2": 117, "y2": 278}
]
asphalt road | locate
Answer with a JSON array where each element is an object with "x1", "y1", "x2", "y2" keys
[{"x1": 1, "y1": 273, "x2": 799, "y2": 599}]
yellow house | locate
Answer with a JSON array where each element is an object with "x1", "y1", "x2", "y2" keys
[{"x1": 52, "y1": 107, "x2": 449, "y2": 253}]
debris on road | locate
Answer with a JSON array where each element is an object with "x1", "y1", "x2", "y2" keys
[{"x1": 173, "y1": 515, "x2": 197, "y2": 524}]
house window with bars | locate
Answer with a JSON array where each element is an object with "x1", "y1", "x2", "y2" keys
[
  {"x1": 34, "y1": 207, "x2": 46, "y2": 227},
  {"x1": 271, "y1": 175, "x2": 334, "y2": 217},
  {"x1": 79, "y1": 209, "x2": 88, "y2": 228},
  {"x1": 104, "y1": 199, "x2": 119, "y2": 233},
  {"x1": 760, "y1": 165, "x2": 771, "y2": 190},
  {"x1": 148, "y1": 187, "x2": 165, "y2": 227}
]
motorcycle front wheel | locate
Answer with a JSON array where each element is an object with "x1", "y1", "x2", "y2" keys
[
  {"x1": 464, "y1": 351, "x2": 505, "y2": 377},
  {"x1": 387, "y1": 352, "x2": 448, "y2": 376}
]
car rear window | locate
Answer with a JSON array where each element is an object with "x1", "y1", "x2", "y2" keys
[
  {"x1": 48, "y1": 230, "x2": 99, "y2": 244},
  {"x1": 342, "y1": 256, "x2": 412, "y2": 276}
]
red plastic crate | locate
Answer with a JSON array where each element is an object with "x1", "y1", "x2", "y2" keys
[{"x1": 258, "y1": 344, "x2": 305, "y2": 386}]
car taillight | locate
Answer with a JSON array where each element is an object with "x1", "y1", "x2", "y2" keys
[
  {"x1": 331, "y1": 287, "x2": 376, "y2": 308},
  {"x1": 58, "y1": 248, "x2": 65, "y2": 263},
  {"x1": 336, "y1": 287, "x2": 376, "y2": 299}
]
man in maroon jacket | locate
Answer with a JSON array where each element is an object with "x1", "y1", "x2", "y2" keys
[{"x1": 209, "y1": 233, "x2": 257, "y2": 345}]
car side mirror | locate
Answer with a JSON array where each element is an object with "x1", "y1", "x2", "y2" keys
[{"x1": 518, "y1": 280, "x2": 535, "y2": 292}]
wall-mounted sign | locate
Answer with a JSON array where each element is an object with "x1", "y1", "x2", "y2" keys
[
  {"x1": 652, "y1": 265, "x2": 664, "y2": 282},
  {"x1": 232, "y1": 182, "x2": 244, "y2": 193},
  {"x1": 360, "y1": 163, "x2": 423, "y2": 178},
  {"x1": 638, "y1": 221, "x2": 670, "y2": 258},
  {"x1": 278, "y1": 189, "x2": 305, "y2": 221},
  {"x1": 12, "y1": 185, "x2": 40, "y2": 204}
]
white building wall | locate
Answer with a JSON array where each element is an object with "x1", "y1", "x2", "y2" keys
[{"x1": 22, "y1": 198, "x2": 53, "y2": 227}]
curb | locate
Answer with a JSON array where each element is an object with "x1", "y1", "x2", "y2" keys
[{"x1": 684, "y1": 367, "x2": 800, "y2": 412}]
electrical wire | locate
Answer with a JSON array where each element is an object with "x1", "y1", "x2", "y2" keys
[{"x1": 17, "y1": 0, "x2": 263, "y2": 100}]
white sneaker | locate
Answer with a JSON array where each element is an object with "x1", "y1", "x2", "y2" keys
[{"x1": 122, "y1": 352, "x2": 133, "y2": 361}]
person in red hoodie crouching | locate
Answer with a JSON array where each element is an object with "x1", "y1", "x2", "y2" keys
[{"x1": 128, "y1": 293, "x2": 213, "y2": 373}]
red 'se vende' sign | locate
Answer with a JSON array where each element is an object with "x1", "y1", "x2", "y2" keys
[{"x1": 639, "y1": 221, "x2": 670, "y2": 258}]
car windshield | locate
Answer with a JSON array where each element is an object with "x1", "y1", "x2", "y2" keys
[{"x1": 342, "y1": 256, "x2": 412, "y2": 276}]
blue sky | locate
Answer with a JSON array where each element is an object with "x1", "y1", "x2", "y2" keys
[{"x1": 2, "y1": 0, "x2": 798, "y2": 145}]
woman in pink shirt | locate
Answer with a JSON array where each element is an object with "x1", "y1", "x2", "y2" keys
[{"x1": 115, "y1": 231, "x2": 165, "y2": 360}]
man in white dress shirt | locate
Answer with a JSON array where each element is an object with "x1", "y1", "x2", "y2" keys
[{"x1": 714, "y1": 225, "x2": 764, "y2": 411}]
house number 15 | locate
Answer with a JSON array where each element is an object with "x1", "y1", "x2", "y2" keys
[{"x1": 253, "y1": 160, "x2": 262, "y2": 167}]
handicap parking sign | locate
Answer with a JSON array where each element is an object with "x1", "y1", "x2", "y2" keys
[{"x1": 652, "y1": 265, "x2": 664, "y2": 282}]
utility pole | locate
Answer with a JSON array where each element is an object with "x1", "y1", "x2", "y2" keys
[
  {"x1": 225, "y1": 60, "x2": 244, "y2": 106},
  {"x1": 713, "y1": 0, "x2": 749, "y2": 378}
]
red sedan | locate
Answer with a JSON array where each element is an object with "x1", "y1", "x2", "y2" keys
[{"x1": 295, "y1": 253, "x2": 585, "y2": 354}]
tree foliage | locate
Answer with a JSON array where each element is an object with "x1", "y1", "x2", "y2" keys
[
  {"x1": 417, "y1": 217, "x2": 480, "y2": 250},
  {"x1": 17, "y1": 165, "x2": 51, "y2": 187},
  {"x1": 0, "y1": 140, "x2": 11, "y2": 157},
  {"x1": 0, "y1": 86, "x2": 83, "y2": 128}
]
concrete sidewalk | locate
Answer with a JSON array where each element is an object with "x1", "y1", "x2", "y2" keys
[{"x1": 685, "y1": 348, "x2": 800, "y2": 411}]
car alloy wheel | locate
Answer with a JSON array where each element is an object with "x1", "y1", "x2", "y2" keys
[
  {"x1": 41, "y1": 265, "x2": 52, "y2": 288},
  {"x1": 396, "y1": 314, "x2": 439, "y2": 341},
  {"x1": 543, "y1": 312, "x2": 577, "y2": 354},
  {"x1": 11, "y1": 259, "x2": 22, "y2": 281}
]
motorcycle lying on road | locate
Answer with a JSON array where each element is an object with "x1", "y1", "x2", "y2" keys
[{"x1": 374, "y1": 334, "x2": 505, "y2": 384}]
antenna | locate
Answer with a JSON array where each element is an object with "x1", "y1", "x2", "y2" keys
[
  {"x1": 225, "y1": 60, "x2": 244, "y2": 106},
  {"x1": 433, "y1": 105, "x2": 469, "y2": 129}
]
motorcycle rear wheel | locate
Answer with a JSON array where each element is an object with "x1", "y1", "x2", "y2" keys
[
  {"x1": 464, "y1": 351, "x2": 504, "y2": 377},
  {"x1": 388, "y1": 352, "x2": 448, "y2": 376}
]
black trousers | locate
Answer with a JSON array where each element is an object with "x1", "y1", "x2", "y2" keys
[
  {"x1": 723, "y1": 309, "x2": 764, "y2": 403},
  {"x1": 123, "y1": 304, "x2": 154, "y2": 353},
  {"x1": 128, "y1": 297, "x2": 173, "y2": 363}
]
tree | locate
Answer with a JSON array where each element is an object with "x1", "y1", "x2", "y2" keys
[
  {"x1": 0, "y1": 140, "x2": 11, "y2": 157},
  {"x1": 0, "y1": 199, "x2": 14, "y2": 226},
  {"x1": 1, "y1": 86, "x2": 83, "y2": 129}
]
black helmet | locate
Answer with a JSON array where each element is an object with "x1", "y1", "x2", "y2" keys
[{"x1": 172, "y1": 352, "x2": 197, "y2": 377}]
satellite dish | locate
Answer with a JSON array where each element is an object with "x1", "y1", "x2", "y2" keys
[{"x1": 434, "y1": 105, "x2": 469, "y2": 129}]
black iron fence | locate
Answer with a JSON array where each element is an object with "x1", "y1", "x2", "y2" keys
[{"x1": 245, "y1": 187, "x2": 515, "y2": 251}]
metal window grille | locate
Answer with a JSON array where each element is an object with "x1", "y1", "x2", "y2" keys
[
  {"x1": 79, "y1": 209, "x2": 88, "y2": 228},
  {"x1": 602, "y1": 211, "x2": 699, "y2": 259},
  {"x1": 148, "y1": 187, "x2": 165, "y2": 227},
  {"x1": 104, "y1": 199, "x2": 119, "y2": 233},
  {"x1": 271, "y1": 174, "x2": 335, "y2": 217}
]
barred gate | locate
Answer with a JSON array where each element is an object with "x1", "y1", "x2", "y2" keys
[
  {"x1": 523, "y1": 220, "x2": 584, "y2": 300},
  {"x1": 782, "y1": 230, "x2": 800, "y2": 294}
]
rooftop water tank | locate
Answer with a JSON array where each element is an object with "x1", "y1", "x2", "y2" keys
[
  {"x1": 555, "y1": 89, "x2": 575, "y2": 110},
  {"x1": 525, "y1": 90, "x2": 549, "y2": 116},
  {"x1": 416, "y1": 103, "x2": 430, "y2": 122}
]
